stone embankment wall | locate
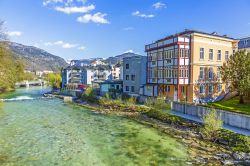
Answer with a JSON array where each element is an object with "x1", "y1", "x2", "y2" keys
[{"x1": 172, "y1": 102, "x2": 250, "y2": 130}]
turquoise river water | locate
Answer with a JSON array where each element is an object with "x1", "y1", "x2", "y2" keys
[{"x1": 0, "y1": 87, "x2": 189, "y2": 166}]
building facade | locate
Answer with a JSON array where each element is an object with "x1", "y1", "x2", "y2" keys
[
  {"x1": 99, "y1": 80, "x2": 123, "y2": 96},
  {"x1": 62, "y1": 66, "x2": 93, "y2": 87},
  {"x1": 62, "y1": 65, "x2": 112, "y2": 88},
  {"x1": 238, "y1": 37, "x2": 250, "y2": 52},
  {"x1": 111, "y1": 63, "x2": 123, "y2": 80},
  {"x1": 123, "y1": 56, "x2": 147, "y2": 95},
  {"x1": 144, "y1": 30, "x2": 238, "y2": 103}
]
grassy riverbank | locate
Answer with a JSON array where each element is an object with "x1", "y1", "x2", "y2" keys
[{"x1": 74, "y1": 94, "x2": 250, "y2": 162}]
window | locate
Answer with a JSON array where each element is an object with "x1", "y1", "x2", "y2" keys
[
  {"x1": 126, "y1": 75, "x2": 129, "y2": 80},
  {"x1": 217, "y1": 50, "x2": 221, "y2": 61},
  {"x1": 131, "y1": 86, "x2": 135, "y2": 92},
  {"x1": 131, "y1": 75, "x2": 135, "y2": 81},
  {"x1": 199, "y1": 85, "x2": 205, "y2": 94},
  {"x1": 200, "y1": 48, "x2": 204, "y2": 60},
  {"x1": 208, "y1": 85, "x2": 213, "y2": 94},
  {"x1": 209, "y1": 49, "x2": 213, "y2": 60},
  {"x1": 181, "y1": 86, "x2": 185, "y2": 94},
  {"x1": 125, "y1": 86, "x2": 129, "y2": 91},
  {"x1": 116, "y1": 85, "x2": 119, "y2": 90},
  {"x1": 208, "y1": 67, "x2": 213, "y2": 79},
  {"x1": 225, "y1": 51, "x2": 229, "y2": 60},
  {"x1": 185, "y1": 49, "x2": 189, "y2": 57},
  {"x1": 152, "y1": 68, "x2": 157, "y2": 78},
  {"x1": 199, "y1": 67, "x2": 204, "y2": 79},
  {"x1": 152, "y1": 61, "x2": 156, "y2": 65},
  {"x1": 166, "y1": 85, "x2": 170, "y2": 92},
  {"x1": 185, "y1": 69, "x2": 189, "y2": 78},
  {"x1": 126, "y1": 64, "x2": 129, "y2": 69},
  {"x1": 244, "y1": 39, "x2": 248, "y2": 45},
  {"x1": 158, "y1": 70, "x2": 163, "y2": 78},
  {"x1": 180, "y1": 49, "x2": 185, "y2": 58},
  {"x1": 165, "y1": 59, "x2": 171, "y2": 64},
  {"x1": 158, "y1": 52, "x2": 163, "y2": 60}
]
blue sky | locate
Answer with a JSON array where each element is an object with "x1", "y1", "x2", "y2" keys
[{"x1": 0, "y1": 0, "x2": 250, "y2": 60}]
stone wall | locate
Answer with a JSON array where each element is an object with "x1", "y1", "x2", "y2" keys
[{"x1": 172, "y1": 102, "x2": 250, "y2": 130}]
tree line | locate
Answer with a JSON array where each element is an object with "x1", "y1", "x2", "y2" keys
[{"x1": 0, "y1": 21, "x2": 34, "y2": 93}]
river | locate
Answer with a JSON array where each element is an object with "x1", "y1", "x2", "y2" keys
[{"x1": 0, "y1": 87, "x2": 189, "y2": 166}]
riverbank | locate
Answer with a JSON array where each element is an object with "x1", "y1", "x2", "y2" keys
[
  {"x1": 46, "y1": 90, "x2": 250, "y2": 164},
  {"x1": 64, "y1": 97, "x2": 249, "y2": 165}
]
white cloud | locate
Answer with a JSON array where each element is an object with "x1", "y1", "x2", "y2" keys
[
  {"x1": 6, "y1": 31, "x2": 22, "y2": 37},
  {"x1": 62, "y1": 43, "x2": 78, "y2": 48},
  {"x1": 153, "y1": 2, "x2": 166, "y2": 9},
  {"x1": 123, "y1": 27, "x2": 134, "y2": 31},
  {"x1": 77, "y1": 12, "x2": 110, "y2": 24},
  {"x1": 43, "y1": 0, "x2": 86, "y2": 6},
  {"x1": 43, "y1": 0, "x2": 63, "y2": 6},
  {"x1": 55, "y1": 5, "x2": 95, "y2": 14},
  {"x1": 132, "y1": 11, "x2": 155, "y2": 18},
  {"x1": 44, "y1": 40, "x2": 81, "y2": 49},
  {"x1": 78, "y1": 46, "x2": 86, "y2": 50}
]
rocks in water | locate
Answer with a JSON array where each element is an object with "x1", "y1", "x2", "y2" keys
[
  {"x1": 233, "y1": 152, "x2": 250, "y2": 161},
  {"x1": 233, "y1": 152, "x2": 246, "y2": 160},
  {"x1": 222, "y1": 160, "x2": 234, "y2": 165},
  {"x1": 216, "y1": 153, "x2": 230, "y2": 159}
]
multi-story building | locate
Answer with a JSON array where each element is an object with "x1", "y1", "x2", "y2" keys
[
  {"x1": 62, "y1": 65, "x2": 112, "y2": 87},
  {"x1": 239, "y1": 37, "x2": 250, "y2": 52},
  {"x1": 62, "y1": 66, "x2": 93, "y2": 87},
  {"x1": 123, "y1": 56, "x2": 147, "y2": 95},
  {"x1": 144, "y1": 30, "x2": 238, "y2": 103},
  {"x1": 111, "y1": 63, "x2": 123, "y2": 80}
]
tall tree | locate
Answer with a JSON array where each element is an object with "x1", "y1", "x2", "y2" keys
[
  {"x1": 220, "y1": 50, "x2": 250, "y2": 104},
  {"x1": 0, "y1": 20, "x2": 29, "y2": 92}
]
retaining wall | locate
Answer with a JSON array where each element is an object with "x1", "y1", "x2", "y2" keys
[{"x1": 172, "y1": 102, "x2": 250, "y2": 130}]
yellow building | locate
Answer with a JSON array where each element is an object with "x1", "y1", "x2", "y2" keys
[{"x1": 143, "y1": 30, "x2": 238, "y2": 103}]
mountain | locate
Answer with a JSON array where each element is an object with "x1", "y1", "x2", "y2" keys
[
  {"x1": 104, "y1": 52, "x2": 142, "y2": 65},
  {"x1": 5, "y1": 42, "x2": 68, "y2": 72}
]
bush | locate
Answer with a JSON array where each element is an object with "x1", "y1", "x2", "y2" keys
[
  {"x1": 126, "y1": 97, "x2": 137, "y2": 105},
  {"x1": 201, "y1": 109, "x2": 223, "y2": 142},
  {"x1": 145, "y1": 97, "x2": 171, "y2": 110},
  {"x1": 145, "y1": 109, "x2": 182, "y2": 124},
  {"x1": 82, "y1": 87, "x2": 97, "y2": 103},
  {"x1": 218, "y1": 129, "x2": 250, "y2": 152},
  {"x1": 112, "y1": 97, "x2": 124, "y2": 105}
]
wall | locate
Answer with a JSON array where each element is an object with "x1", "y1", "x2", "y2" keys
[
  {"x1": 172, "y1": 102, "x2": 250, "y2": 130},
  {"x1": 123, "y1": 56, "x2": 147, "y2": 95}
]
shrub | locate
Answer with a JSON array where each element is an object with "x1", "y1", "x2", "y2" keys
[
  {"x1": 145, "y1": 97, "x2": 170, "y2": 110},
  {"x1": 145, "y1": 109, "x2": 182, "y2": 124},
  {"x1": 82, "y1": 87, "x2": 97, "y2": 103},
  {"x1": 201, "y1": 109, "x2": 223, "y2": 142},
  {"x1": 112, "y1": 97, "x2": 124, "y2": 105},
  {"x1": 218, "y1": 129, "x2": 250, "y2": 152},
  {"x1": 126, "y1": 97, "x2": 137, "y2": 105}
]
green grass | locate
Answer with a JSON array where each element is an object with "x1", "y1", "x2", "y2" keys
[{"x1": 207, "y1": 96, "x2": 250, "y2": 115}]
